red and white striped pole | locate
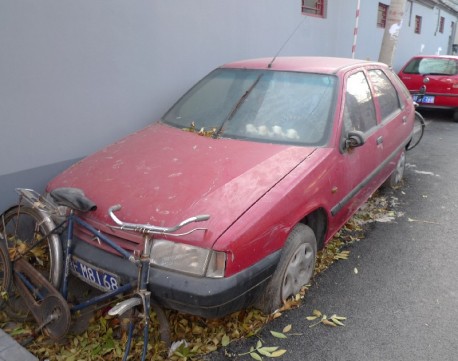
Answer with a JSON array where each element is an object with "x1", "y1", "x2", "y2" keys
[{"x1": 352, "y1": 0, "x2": 361, "y2": 59}]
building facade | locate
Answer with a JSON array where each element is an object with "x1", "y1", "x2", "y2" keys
[{"x1": 1, "y1": 0, "x2": 457, "y2": 209}]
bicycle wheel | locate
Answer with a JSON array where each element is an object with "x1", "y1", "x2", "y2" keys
[
  {"x1": 0, "y1": 239, "x2": 12, "y2": 311},
  {"x1": 406, "y1": 111, "x2": 425, "y2": 151},
  {"x1": 0, "y1": 205, "x2": 63, "y2": 319}
]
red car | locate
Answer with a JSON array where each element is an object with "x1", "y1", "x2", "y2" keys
[
  {"x1": 46, "y1": 57, "x2": 415, "y2": 317},
  {"x1": 398, "y1": 55, "x2": 458, "y2": 121}
]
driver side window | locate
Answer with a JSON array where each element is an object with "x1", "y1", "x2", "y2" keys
[{"x1": 343, "y1": 71, "x2": 377, "y2": 134}]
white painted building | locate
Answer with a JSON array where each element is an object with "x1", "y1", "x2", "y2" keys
[{"x1": 1, "y1": 0, "x2": 457, "y2": 209}]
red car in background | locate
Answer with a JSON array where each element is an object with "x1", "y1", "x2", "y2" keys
[
  {"x1": 398, "y1": 55, "x2": 458, "y2": 121},
  {"x1": 46, "y1": 57, "x2": 415, "y2": 318}
]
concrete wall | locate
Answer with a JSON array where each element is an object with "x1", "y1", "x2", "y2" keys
[
  {"x1": 1, "y1": 0, "x2": 456, "y2": 210},
  {"x1": 396, "y1": 1, "x2": 458, "y2": 66}
]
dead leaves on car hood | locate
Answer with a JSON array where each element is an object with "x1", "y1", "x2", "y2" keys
[{"x1": 1, "y1": 192, "x2": 402, "y2": 360}]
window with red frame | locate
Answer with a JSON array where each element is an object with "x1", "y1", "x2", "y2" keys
[
  {"x1": 439, "y1": 16, "x2": 445, "y2": 33},
  {"x1": 415, "y1": 15, "x2": 422, "y2": 34},
  {"x1": 301, "y1": 0, "x2": 325, "y2": 17},
  {"x1": 377, "y1": 3, "x2": 388, "y2": 28}
]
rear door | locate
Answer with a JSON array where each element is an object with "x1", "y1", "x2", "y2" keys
[{"x1": 367, "y1": 67, "x2": 412, "y2": 182}]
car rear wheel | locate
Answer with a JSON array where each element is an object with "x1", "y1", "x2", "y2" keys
[
  {"x1": 255, "y1": 224, "x2": 316, "y2": 314},
  {"x1": 383, "y1": 150, "x2": 405, "y2": 189}
]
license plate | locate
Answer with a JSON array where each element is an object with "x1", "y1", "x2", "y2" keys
[
  {"x1": 413, "y1": 94, "x2": 435, "y2": 104},
  {"x1": 70, "y1": 256, "x2": 120, "y2": 292}
]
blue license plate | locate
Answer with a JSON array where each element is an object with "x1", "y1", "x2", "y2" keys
[
  {"x1": 70, "y1": 256, "x2": 120, "y2": 292},
  {"x1": 413, "y1": 94, "x2": 435, "y2": 104}
]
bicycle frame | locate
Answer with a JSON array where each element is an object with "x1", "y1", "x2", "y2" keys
[
  {"x1": 62, "y1": 210, "x2": 144, "y2": 311},
  {"x1": 6, "y1": 187, "x2": 209, "y2": 359}
]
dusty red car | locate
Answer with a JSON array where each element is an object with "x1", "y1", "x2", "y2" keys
[
  {"x1": 398, "y1": 55, "x2": 458, "y2": 121},
  {"x1": 47, "y1": 57, "x2": 415, "y2": 317}
]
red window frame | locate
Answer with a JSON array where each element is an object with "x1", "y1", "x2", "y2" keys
[
  {"x1": 415, "y1": 15, "x2": 422, "y2": 34},
  {"x1": 301, "y1": 0, "x2": 326, "y2": 18},
  {"x1": 439, "y1": 16, "x2": 445, "y2": 33},
  {"x1": 377, "y1": 3, "x2": 389, "y2": 28}
]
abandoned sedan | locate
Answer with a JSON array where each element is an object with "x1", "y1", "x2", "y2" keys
[{"x1": 47, "y1": 57, "x2": 415, "y2": 317}]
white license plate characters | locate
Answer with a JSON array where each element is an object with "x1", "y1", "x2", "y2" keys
[
  {"x1": 413, "y1": 94, "x2": 435, "y2": 104},
  {"x1": 70, "y1": 256, "x2": 120, "y2": 292}
]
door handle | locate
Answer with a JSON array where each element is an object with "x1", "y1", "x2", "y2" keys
[
  {"x1": 376, "y1": 136, "x2": 383, "y2": 145},
  {"x1": 402, "y1": 115, "x2": 407, "y2": 123}
]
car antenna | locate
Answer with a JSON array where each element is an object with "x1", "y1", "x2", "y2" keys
[{"x1": 268, "y1": 17, "x2": 307, "y2": 69}]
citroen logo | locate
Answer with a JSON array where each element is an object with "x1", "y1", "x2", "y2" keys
[{"x1": 91, "y1": 235, "x2": 102, "y2": 245}]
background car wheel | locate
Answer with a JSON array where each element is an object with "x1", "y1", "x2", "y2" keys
[
  {"x1": 453, "y1": 110, "x2": 458, "y2": 122},
  {"x1": 255, "y1": 224, "x2": 316, "y2": 314},
  {"x1": 383, "y1": 151, "x2": 406, "y2": 189}
]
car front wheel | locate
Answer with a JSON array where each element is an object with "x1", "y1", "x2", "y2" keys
[
  {"x1": 255, "y1": 223, "x2": 317, "y2": 314},
  {"x1": 383, "y1": 150, "x2": 406, "y2": 189}
]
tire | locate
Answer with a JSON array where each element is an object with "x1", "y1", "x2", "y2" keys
[
  {"x1": 453, "y1": 109, "x2": 458, "y2": 122},
  {"x1": 255, "y1": 224, "x2": 317, "y2": 314},
  {"x1": 0, "y1": 205, "x2": 63, "y2": 320},
  {"x1": 383, "y1": 150, "x2": 406, "y2": 189}
]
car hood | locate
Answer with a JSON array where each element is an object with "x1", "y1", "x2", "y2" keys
[{"x1": 47, "y1": 123, "x2": 317, "y2": 247}]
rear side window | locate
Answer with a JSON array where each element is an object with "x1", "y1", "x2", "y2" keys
[
  {"x1": 403, "y1": 58, "x2": 458, "y2": 75},
  {"x1": 368, "y1": 69, "x2": 401, "y2": 121}
]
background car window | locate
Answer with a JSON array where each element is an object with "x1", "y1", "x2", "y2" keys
[
  {"x1": 403, "y1": 58, "x2": 458, "y2": 75},
  {"x1": 343, "y1": 71, "x2": 377, "y2": 133},
  {"x1": 368, "y1": 69, "x2": 401, "y2": 121}
]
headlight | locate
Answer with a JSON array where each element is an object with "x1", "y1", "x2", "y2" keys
[{"x1": 149, "y1": 239, "x2": 226, "y2": 278}]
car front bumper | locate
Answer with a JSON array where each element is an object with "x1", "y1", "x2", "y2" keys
[{"x1": 71, "y1": 239, "x2": 280, "y2": 318}]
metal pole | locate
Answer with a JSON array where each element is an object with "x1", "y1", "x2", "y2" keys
[{"x1": 352, "y1": 0, "x2": 361, "y2": 59}]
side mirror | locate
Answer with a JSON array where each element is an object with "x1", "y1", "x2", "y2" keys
[{"x1": 345, "y1": 130, "x2": 365, "y2": 149}]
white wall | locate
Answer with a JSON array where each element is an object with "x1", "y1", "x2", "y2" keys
[
  {"x1": 0, "y1": 0, "x2": 456, "y2": 209},
  {"x1": 396, "y1": 1, "x2": 457, "y2": 69}
]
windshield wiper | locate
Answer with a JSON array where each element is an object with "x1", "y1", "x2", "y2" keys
[{"x1": 215, "y1": 73, "x2": 264, "y2": 137}]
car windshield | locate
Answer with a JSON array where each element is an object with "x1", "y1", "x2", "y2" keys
[
  {"x1": 403, "y1": 57, "x2": 458, "y2": 76},
  {"x1": 162, "y1": 68, "x2": 337, "y2": 146}
]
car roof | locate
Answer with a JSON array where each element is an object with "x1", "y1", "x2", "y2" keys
[
  {"x1": 220, "y1": 56, "x2": 383, "y2": 75},
  {"x1": 407, "y1": 55, "x2": 458, "y2": 60}
]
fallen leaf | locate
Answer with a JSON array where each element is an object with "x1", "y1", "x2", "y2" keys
[
  {"x1": 250, "y1": 352, "x2": 263, "y2": 361},
  {"x1": 322, "y1": 319, "x2": 337, "y2": 327},
  {"x1": 270, "y1": 330, "x2": 287, "y2": 339},
  {"x1": 282, "y1": 324, "x2": 292, "y2": 333},
  {"x1": 271, "y1": 349, "x2": 287, "y2": 357},
  {"x1": 221, "y1": 334, "x2": 230, "y2": 347}
]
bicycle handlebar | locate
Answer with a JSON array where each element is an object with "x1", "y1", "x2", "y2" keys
[{"x1": 108, "y1": 204, "x2": 210, "y2": 235}]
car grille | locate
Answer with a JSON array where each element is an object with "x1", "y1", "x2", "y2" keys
[{"x1": 74, "y1": 218, "x2": 142, "y2": 255}]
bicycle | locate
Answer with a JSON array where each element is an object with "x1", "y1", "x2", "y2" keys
[
  {"x1": 0, "y1": 187, "x2": 210, "y2": 360},
  {"x1": 405, "y1": 109, "x2": 425, "y2": 151},
  {"x1": 406, "y1": 86, "x2": 427, "y2": 151}
]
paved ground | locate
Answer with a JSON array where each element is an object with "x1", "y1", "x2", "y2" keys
[
  {"x1": 206, "y1": 110, "x2": 458, "y2": 361},
  {"x1": 0, "y1": 329, "x2": 37, "y2": 361}
]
